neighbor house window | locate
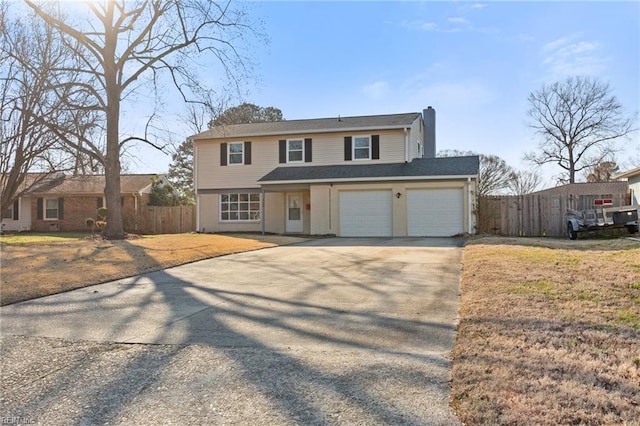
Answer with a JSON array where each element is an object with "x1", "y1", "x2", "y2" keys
[
  {"x1": 287, "y1": 139, "x2": 304, "y2": 163},
  {"x1": 353, "y1": 136, "x2": 371, "y2": 160},
  {"x1": 220, "y1": 193, "x2": 260, "y2": 221},
  {"x1": 45, "y1": 198, "x2": 59, "y2": 219},
  {"x1": 228, "y1": 142, "x2": 244, "y2": 165}
]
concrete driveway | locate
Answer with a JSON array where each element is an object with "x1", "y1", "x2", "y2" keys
[{"x1": 1, "y1": 237, "x2": 463, "y2": 425}]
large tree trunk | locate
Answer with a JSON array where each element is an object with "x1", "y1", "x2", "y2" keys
[{"x1": 101, "y1": 9, "x2": 124, "y2": 240}]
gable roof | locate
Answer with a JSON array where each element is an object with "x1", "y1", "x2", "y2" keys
[
  {"x1": 613, "y1": 166, "x2": 640, "y2": 180},
  {"x1": 532, "y1": 182, "x2": 629, "y2": 196},
  {"x1": 258, "y1": 156, "x2": 479, "y2": 184},
  {"x1": 191, "y1": 112, "x2": 422, "y2": 140},
  {"x1": 27, "y1": 174, "x2": 159, "y2": 195}
]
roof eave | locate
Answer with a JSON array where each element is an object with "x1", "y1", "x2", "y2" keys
[
  {"x1": 259, "y1": 174, "x2": 478, "y2": 185},
  {"x1": 192, "y1": 124, "x2": 416, "y2": 141},
  {"x1": 613, "y1": 167, "x2": 640, "y2": 180}
]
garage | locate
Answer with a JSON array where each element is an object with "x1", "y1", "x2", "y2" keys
[
  {"x1": 339, "y1": 190, "x2": 393, "y2": 237},
  {"x1": 407, "y1": 188, "x2": 464, "y2": 237}
]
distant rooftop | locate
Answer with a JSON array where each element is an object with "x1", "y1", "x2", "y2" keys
[
  {"x1": 27, "y1": 174, "x2": 159, "y2": 195},
  {"x1": 191, "y1": 112, "x2": 422, "y2": 140}
]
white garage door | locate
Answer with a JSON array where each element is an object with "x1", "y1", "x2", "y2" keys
[
  {"x1": 407, "y1": 189, "x2": 464, "y2": 237},
  {"x1": 340, "y1": 190, "x2": 393, "y2": 237}
]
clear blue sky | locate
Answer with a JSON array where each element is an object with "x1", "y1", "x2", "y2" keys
[{"x1": 133, "y1": 1, "x2": 639, "y2": 186}]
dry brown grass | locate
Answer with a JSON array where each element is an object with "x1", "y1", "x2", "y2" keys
[
  {"x1": 452, "y1": 236, "x2": 640, "y2": 425},
  {"x1": 0, "y1": 233, "x2": 308, "y2": 306}
]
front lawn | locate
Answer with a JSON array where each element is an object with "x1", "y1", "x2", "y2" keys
[
  {"x1": 0, "y1": 232, "x2": 308, "y2": 305},
  {"x1": 452, "y1": 236, "x2": 640, "y2": 425}
]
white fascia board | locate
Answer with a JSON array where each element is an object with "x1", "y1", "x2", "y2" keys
[
  {"x1": 191, "y1": 125, "x2": 412, "y2": 141},
  {"x1": 259, "y1": 174, "x2": 478, "y2": 186},
  {"x1": 612, "y1": 166, "x2": 640, "y2": 180}
]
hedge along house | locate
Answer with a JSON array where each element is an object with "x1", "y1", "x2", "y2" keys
[
  {"x1": 191, "y1": 107, "x2": 480, "y2": 237},
  {"x1": 2, "y1": 174, "x2": 159, "y2": 233}
]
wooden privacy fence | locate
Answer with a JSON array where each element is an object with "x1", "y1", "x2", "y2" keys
[
  {"x1": 132, "y1": 205, "x2": 195, "y2": 234},
  {"x1": 478, "y1": 192, "x2": 631, "y2": 237}
]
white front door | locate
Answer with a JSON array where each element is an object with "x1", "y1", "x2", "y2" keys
[{"x1": 286, "y1": 193, "x2": 303, "y2": 233}]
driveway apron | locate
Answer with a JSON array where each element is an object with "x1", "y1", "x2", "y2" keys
[{"x1": 1, "y1": 237, "x2": 463, "y2": 425}]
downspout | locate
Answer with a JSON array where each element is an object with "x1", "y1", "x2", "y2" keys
[
  {"x1": 193, "y1": 139, "x2": 200, "y2": 232},
  {"x1": 404, "y1": 128, "x2": 409, "y2": 163},
  {"x1": 467, "y1": 177, "x2": 473, "y2": 234},
  {"x1": 261, "y1": 188, "x2": 266, "y2": 235}
]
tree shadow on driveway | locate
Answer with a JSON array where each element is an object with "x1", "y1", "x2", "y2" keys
[{"x1": 0, "y1": 241, "x2": 463, "y2": 425}]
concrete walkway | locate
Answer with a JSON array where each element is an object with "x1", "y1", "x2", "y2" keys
[{"x1": 1, "y1": 237, "x2": 463, "y2": 425}]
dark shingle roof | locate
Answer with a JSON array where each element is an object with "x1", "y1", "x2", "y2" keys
[
  {"x1": 258, "y1": 156, "x2": 479, "y2": 183},
  {"x1": 28, "y1": 174, "x2": 158, "y2": 195},
  {"x1": 191, "y1": 112, "x2": 422, "y2": 140}
]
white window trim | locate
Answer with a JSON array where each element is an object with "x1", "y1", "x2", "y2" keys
[
  {"x1": 44, "y1": 198, "x2": 59, "y2": 221},
  {"x1": 352, "y1": 135, "x2": 371, "y2": 161},
  {"x1": 219, "y1": 193, "x2": 261, "y2": 222},
  {"x1": 228, "y1": 142, "x2": 244, "y2": 166},
  {"x1": 287, "y1": 138, "x2": 304, "y2": 163}
]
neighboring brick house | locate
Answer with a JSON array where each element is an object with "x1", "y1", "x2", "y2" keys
[{"x1": 2, "y1": 174, "x2": 159, "y2": 233}]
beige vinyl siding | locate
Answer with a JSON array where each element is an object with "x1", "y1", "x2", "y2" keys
[
  {"x1": 310, "y1": 185, "x2": 331, "y2": 235},
  {"x1": 195, "y1": 129, "x2": 409, "y2": 190},
  {"x1": 408, "y1": 115, "x2": 424, "y2": 160}
]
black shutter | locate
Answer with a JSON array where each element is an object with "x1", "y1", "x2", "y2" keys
[
  {"x1": 220, "y1": 143, "x2": 227, "y2": 166},
  {"x1": 344, "y1": 136, "x2": 352, "y2": 161},
  {"x1": 372, "y1": 135, "x2": 380, "y2": 160},
  {"x1": 279, "y1": 140, "x2": 287, "y2": 163},
  {"x1": 37, "y1": 198, "x2": 43, "y2": 220},
  {"x1": 58, "y1": 198, "x2": 64, "y2": 219},
  {"x1": 304, "y1": 138, "x2": 312, "y2": 163},
  {"x1": 12, "y1": 199, "x2": 19, "y2": 220},
  {"x1": 97, "y1": 197, "x2": 103, "y2": 209},
  {"x1": 244, "y1": 141, "x2": 252, "y2": 165}
]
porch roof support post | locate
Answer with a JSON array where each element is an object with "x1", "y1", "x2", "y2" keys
[{"x1": 261, "y1": 188, "x2": 266, "y2": 235}]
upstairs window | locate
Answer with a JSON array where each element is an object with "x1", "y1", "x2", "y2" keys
[
  {"x1": 288, "y1": 139, "x2": 304, "y2": 163},
  {"x1": 228, "y1": 142, "x2": 244, "y2": 165},
  {"x1": 353, "y1": 136, "x2": 371, "y2": 160}
]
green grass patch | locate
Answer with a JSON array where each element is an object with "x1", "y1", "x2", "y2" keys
[
  {"x1": 618, "y1": 309, "x2": 640, "y2": 329},
  {"x1": 0, "y1": 232, "x2": 90, "y2": 244},
  {"x1": 511, "y1": 279, "x2": 556, "y2": 297}
]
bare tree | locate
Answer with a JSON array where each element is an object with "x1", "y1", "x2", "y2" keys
[
  {"x1": 525, "y1": 76, "x2": 636, "y2": 184},
  {"x1": 438, "y1": 150, "x2": 515, "y2": 196},
  {"x1": 508, "y1": 170, "x2": 542, "y2": 195},
  {"x1": 24, "y1": 0, "x2": 260, "y2": 239},
  {"x1": 0, "y1": 4, "x2": 91, "y2": 212}
]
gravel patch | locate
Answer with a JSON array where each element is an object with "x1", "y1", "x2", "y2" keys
[{"x1": 1, "y1": 335, "x2": 458, "y2": 425}]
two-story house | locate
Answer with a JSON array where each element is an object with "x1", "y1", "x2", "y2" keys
[{"x1": 191, "y1": 107, "x2": 479, "y2": 237}]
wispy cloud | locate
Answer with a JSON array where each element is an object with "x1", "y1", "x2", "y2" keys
[
  {"x1": 448, "y1": 17, "x2": 469, "y2": 25},
  {"x1": 542, "y1": 34, "x2": 609, "y2": 77},
  {"x1": 362, "y1": 81, "x2": 390, "y2": 100}
]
